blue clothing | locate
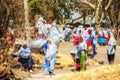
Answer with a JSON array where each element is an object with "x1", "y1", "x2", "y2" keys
[
  {"x1": 18, "y1": 57, "x2": 34, "y2": 70},
  {"x1": 42, "y1": 57, "x2": 56, "y2": 73},
  {"x1": 86, "y1": 35, "x2": 93, "y2": 43},
  {"x1": 42, "y1": 42, "x2": 57, "y2": 73},
  {"x1": 97, "y1": 38, "x2": 106, "y2": 44},
  {"x1": 86, "y1": 34, "x2": 97, "y2": 57}
]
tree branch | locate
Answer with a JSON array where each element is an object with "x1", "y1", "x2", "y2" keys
[
  {"x1": 80, "y1": 0, "x2": 96, "y2": 9},
  {"x1": 71, "y1": 15, "x2": 84, "y2": 23},
  {"x1": 105, "y1": 0, "x2": 112, "y2": 10}
]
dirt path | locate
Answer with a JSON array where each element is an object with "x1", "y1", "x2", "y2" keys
[{"x1": 25, "y1": 41, "x2": 120, "y2": 80}]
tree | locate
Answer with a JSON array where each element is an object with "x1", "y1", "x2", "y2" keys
[
  {"x1": 80, "y1": 0, "x2": 120, "y2": 26},
  {"x1": 24, "y1": 0, "x2": 30, "y2": 43},
  {"x1": 0, "y1": 0, "x2": 24, "y2": 79},
  {"x1": 28, "y1": 0, "x2": 73, "y2": 24}
]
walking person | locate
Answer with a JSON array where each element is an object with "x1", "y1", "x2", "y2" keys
[
  {"x1": 107, "y1": 30, "x2": 116, "y2": 64},
  {"x1": 77, "y1": 37, "x2": 87, "y2": 71},
  {"x1": 86, "y1": 29, "x2": 93, "y2": 58},
  {"x1": 42, "y1": 38, "x2": 57, "y2": 75}
]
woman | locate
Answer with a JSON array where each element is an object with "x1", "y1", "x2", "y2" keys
[
  {"x1": 86, "y1": 29, "x2": 93, "y2": 58},
  {"x1": 42, "y1": 38, "x2": 57, "y2": 75},
  {"x1": 107, "y1": 30, "x2": 116, "y2": 64},
  {"x1": 97, "y1": 28, "x2": 107, "y2": 46},
  {"x1": 77, "y1": 37, "x2": 87, "y2": 71},
  {"x1": 18, "y1": 42, "x2": 35, "y2": 72}
]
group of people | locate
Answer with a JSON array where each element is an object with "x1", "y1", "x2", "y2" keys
[
  {"x1": 17, "y1": 16, "x2": 60, "y2": 75},
  {"x1": 7, "y1": 16, "x2": 117, "y2": 75},
  {"x1": 70, "y1": 25, "x2": 116, "y2": 71}
]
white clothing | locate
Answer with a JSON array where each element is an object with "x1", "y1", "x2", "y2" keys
[
  {"x1": 45, "y1": 43, "x2": 57, "y2": 60},
  {"x1": 107, "y1": 32, "x2": 116, "y2": 54},
  {"x1": 78, "y1": 41, "x2": 87, "y2": 51},
  {"x1": 18, "y1": 47, "x2": 31, "y2": 58}
]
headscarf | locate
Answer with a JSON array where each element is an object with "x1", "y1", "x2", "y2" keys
[
  {"x1": 88, "y1": 29, "x2": 92, "y2": 33},
  {"x1": 108, "y1": 31, "x2": 116, "y2": 45},
  {"x1": 22, "y1": 42, "x2": 27, "y2": 47},
  {"x1": 52, "y1": 22, "x2": 57, "y2": 27}
]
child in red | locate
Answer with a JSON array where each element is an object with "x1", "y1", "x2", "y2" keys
[{"x1": 70, "y1": 50, "x2": 80, "y2": 71}]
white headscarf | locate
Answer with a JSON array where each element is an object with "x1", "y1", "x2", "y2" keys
[
  {"x1": 108, "y1": 32, "x2": 116, "y2": 45},
  {"x1": 22, "y1": 42, "x2": 27, "y2": 47}
]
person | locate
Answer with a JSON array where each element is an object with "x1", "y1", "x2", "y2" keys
[
  {"x1": 42, "y1": 38, "x2": 57, "y2": 75},
  {"x1": 91, "y1": 27, "x2": 97, "y2": 58},
  {"x1": 49, "y1": 22, "x2": 60, "y2": 49},
  {"x1": 86, "y1": 29, "x2": 93, "y2": 58},
  {"x1": 5, "y1": 28, "x2": 14, "y2": 47},
  {"x1": 18, "y1": 42, "x2": 36, "y2": 72},
  {"x1": 34, "y1": 27, "x2": 46, "y2": 40},
  {"x1": 97, "y1": 28, "x2": 107, "y2": 46},
  {"x1": 107, "y1": 30, "x2": 116, "y2": 64},
  {"x1": 77, "y1": 37, "x2": 87, "y2": 71},
  {"x1": 73, "y1": 31, "x2": 80, "y2": 45},
  {"x1": 70, "y1": 49, "x2": 80, "y2": 71}
]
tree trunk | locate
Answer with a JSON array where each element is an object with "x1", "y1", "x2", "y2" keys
[{"x1": 24, "y1": 0, "x2": 30, "y2": 43}]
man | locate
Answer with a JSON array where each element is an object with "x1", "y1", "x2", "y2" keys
[
  {"x1": 107, "y1": 30, "x2": 116, "y2": 64},
  {"x1": 42, "y1": 38, "x2": 57, "y2": 75}
]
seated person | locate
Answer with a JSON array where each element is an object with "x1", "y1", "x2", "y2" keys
[{"x1": 18, "y1": 42, "x2": 37, "y2": 72}]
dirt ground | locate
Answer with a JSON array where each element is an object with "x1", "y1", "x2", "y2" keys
[{"x1": 12, "y1": 40, "x2": 120, "y2": 80}]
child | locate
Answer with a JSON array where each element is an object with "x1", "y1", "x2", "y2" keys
[{"x1": 70, "y1": 49, "x2": 80, "y2": 71}]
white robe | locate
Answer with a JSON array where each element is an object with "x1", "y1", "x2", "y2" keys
[
  {"x1": 107, "y1": 32, "x2": 116, "y2": 54},
  {"x1": 44, "y1": 43, "x2": 57, "y2": 60}
]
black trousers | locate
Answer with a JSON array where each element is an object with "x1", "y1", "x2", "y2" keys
[{"x1": 107, "y1": 54, "x2": 115, "y2": 63}]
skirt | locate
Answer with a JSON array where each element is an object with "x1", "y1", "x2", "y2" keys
[
  {"x1": 97, "y1": 38, "x2": 106, "y2": 44},
  {"x1": 18, "y1": 57, "x2": 34, "y2": 70}
]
